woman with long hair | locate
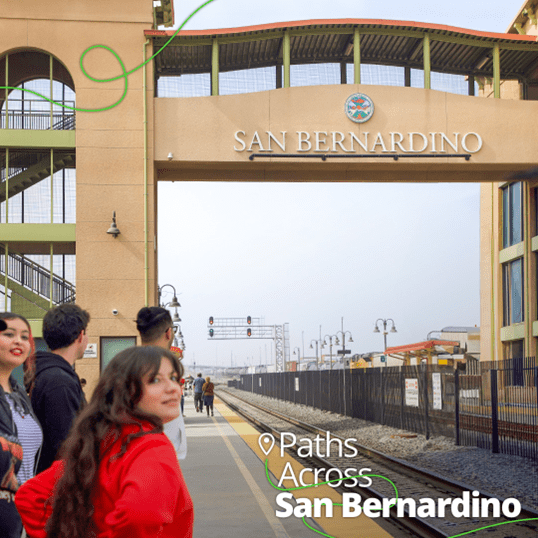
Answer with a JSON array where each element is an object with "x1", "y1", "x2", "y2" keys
[
  {"x1": 0, "y1": 312, "x2": 42, "y2": 538},
  {"x1": 15, "y1": 346, "x2": 194, "y2": 538}
]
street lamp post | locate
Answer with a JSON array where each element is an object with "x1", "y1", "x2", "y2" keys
[
  {"x1": 374, "y1": 318, "x2": 397, "y2": 366},
  {"x1": 308, "y1": 325, "x2": 322, "y2": 371},
  {"x1": 158, "y1": 284, "x2": 181, "y2": 308},
  {"x1": 335, "y1": 330, "x2": 354, "y2": 367},
  {"x1": 309, "y1": 339, "x2": 321, "y2": 370},
  {"x1": 293, "y1": 347, "x2": 301, "y2": 372},
  {"x1": 164, "y1": 302, "x2": 181, "y2": 323},
  {"x1": 322, "y1": 335, "x2": 339, "y2": 370},
  {"x1": 334, "y1": 321, "x2": 354, "y2": 417}
]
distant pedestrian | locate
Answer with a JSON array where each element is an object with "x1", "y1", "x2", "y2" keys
[
  {"x1": 180, "y1": 378, "x2": 186, "y2": 416},
  {"x1": 202, "y1": 376, "x2": 215, "y2": 417},
  {"x1": 15, "y1": 346, "x2": 194, "y2": 538},
  {"x1": 29, "y1": 304, "x2": 89, "y2": 474},
  {"x1": 136, "y1": 306, "x2": 187, "y2": 460},
  {"x1": 193, "y1": 373, "x2": 204, "y2": 412}
]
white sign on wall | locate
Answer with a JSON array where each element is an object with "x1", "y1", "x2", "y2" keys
[
  {"x1": 405, "y1": 378, "x2": 419, "y2": 407},
  {"x1": 83, "y1": 343, "x2": 97, "y2": 358},
  {"x1": 432, "y1": 373, "x2": 442, "y2": 410},
  {"x1": 295, "y1": 377, "x2": 300, "y2": 391}
]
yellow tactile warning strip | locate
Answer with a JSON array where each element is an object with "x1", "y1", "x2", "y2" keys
[
  {"x1": 214, "y1": 400, "x2": 394, "y2": 538},
  {"x1": 211, "y1": 408, "x2": 292, "y2": 538}
]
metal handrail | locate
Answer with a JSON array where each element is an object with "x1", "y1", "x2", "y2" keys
[
  {"x1": 0, "y1": 152, "x2": 43, "y2": 182},
  {"x1": 1, "y1": 111, "x2": 76, "y2": 131},
  {"x1": 1, "y1": 99, "x2": 76, "y2": 131},
  {"x1": 0, "y1": 245, "x2": 75, "y2": 304}
]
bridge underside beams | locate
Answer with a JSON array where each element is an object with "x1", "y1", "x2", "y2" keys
[{"x1": 156, "y1": 162, "x2": 521, "y2": 183}]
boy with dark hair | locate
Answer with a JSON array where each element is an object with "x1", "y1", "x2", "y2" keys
[{"x1": 31, "y1": 303, "x2": 90, "y2": 473}]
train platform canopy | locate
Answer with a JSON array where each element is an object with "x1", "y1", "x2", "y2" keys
[{"x1": 385, "y1": 339, "x2": 461, "y2": 364}]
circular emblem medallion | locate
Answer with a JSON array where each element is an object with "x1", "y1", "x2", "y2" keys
[{"x1": 345, "y1": 93, "x2": 374, "y2": 123}]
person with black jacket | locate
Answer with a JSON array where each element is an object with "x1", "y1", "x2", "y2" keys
[
  {"x1": 29, "y1": 304, "x2": 89, "y2": 474},
  {"x1": 0, "y1": 312, "x2": 43, "y2": 538}
]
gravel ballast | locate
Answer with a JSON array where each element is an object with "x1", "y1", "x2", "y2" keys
[{"x1": 221, "y1": 387, "x2": 538, "y2": 511}]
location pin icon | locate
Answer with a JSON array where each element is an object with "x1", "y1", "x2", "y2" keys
[{"x1": 258, "y1": 433, "x2": 275, "y2": 456}]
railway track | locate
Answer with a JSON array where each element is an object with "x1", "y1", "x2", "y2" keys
[{"x1": 217, "y1": 388, "x2": 538, "y2": 538}]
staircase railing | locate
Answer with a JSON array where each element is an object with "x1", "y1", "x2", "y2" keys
[
  {"x1": 1, "y1": 99, "x2": 76, "y2": 131},
  {"x1": 0, "y1": 245, "x2": 75, "y2": 305},
  {"x1": 0, "y1": 152, "x2": 44, "y2": 183}
]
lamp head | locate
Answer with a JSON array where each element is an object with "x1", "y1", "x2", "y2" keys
[{"x1": 106, "y1": 211, "x2": 121, "y2": 238}]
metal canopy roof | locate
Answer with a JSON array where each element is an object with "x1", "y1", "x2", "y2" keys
[
  {"x1": 147, "y1": 19, "x2": 538, "y2": 82},
  {"x1": 385, "y1": 339, "x2": 460, "y2": 360}
]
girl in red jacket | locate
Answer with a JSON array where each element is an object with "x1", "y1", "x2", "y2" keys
[{"x1": 15, "y1": 346, "x2": 194, "y2": 538}]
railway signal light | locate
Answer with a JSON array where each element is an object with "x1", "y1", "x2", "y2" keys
[
  {"x1": 209, "y1": 329, "x2": 214, "y2": 337},
  {"x1": 247, "y1": 328, "x2": 252, "y2": 337},
  {"x1": 209, "y1": 316, "x2": 214, "y2": 325},
  {"x1": 247, "y1": 316, "x2": 251, "y2": 325}
]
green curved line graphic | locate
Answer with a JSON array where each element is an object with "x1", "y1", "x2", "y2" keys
[
  {"x1": 263, "y1": 458, "x2": 537, "y2": 538},
  {"x1": 302, "y1": 516, "x2": 333, "y2": 538},
  {"x1": 0, "y1": 0, "x2": 216, "y2": 113},
  {"x1": 446, "y1": 518, "x2": 538, "y2": 538}
]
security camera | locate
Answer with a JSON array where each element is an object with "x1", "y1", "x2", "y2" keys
[
  {"x1": 167, "y1": 152, "x2": 173, "y2": 161},
  {"x1": 112, "y1": 309, "x2": 118, "y2": 316}
]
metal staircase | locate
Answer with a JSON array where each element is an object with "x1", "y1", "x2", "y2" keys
[
  {"x1": 0, "y1": 244, "x2": 75, "y2": 306},
  {"x1": 0, "y1": 151, "x2": 75, "y2": 204}
]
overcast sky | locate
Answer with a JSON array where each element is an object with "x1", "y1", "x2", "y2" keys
[{"x1": 157, "y1": 0, "x2": 522, "y2": 369}]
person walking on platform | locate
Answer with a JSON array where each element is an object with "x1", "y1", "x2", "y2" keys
[
  {"x1": 193, "y1": 373, "x2": 205, "y2": 413},
  {"x1": 0, "y1": 313, "x2": 43, "y2": 538},
  {"x1": 28, "y1": 304, "x2": 89, "y2": 474},
  {"x1": 202, "y1": 376, "x2": 215, "y2": 417},
  {"x1": 15, "y1": 346, "x2": 194, "y2": 538},
  {"x1": 136, "y1": 306, "x2": 187, "y2": 460},
  {"x1": 180, "y1": 378, "x2": 186, "y2": 416}
]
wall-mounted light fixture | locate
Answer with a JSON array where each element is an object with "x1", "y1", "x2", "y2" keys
[
  {"x1": 107, "y1": 211, "x2": 121, "y2": 238},
  {"x1": 167, "y1": 152, "x2": 173, "y2": 161}
]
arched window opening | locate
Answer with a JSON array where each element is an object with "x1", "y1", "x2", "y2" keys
[{"x1": 0, "y1": 50, "x2": 76, "y2": 130}]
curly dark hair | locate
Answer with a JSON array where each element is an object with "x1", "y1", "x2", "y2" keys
[
  {"x1": 0, "y1": 312, "x2": 36, "y2": 389},
  {"x1": 135, "y1": 306, "x2": 173, "y2": 344},
  {"x1": 42, "y1": 303, "x2": 90, "y2": 351},
  {"x1": 44, "y1": 345, "x2": 183, "y2": 538}
]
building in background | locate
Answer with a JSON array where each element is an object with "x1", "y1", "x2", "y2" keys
[
  {"x1": 479, "y1": 1, "x2": 538, "y2": 362},
  {"x1": 1, "y1": 0, "x2": 538, "y2": 394}
]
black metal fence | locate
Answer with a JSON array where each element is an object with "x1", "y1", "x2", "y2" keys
[
  {"x1": 238, "y1": 364, "x2": 456, "y2": 438},
  {"x1": 236, "y1": 358, "x2": 538, "y2": 459},
  {"x1": 457, "y1": 356, "x2": 538, "y2": 459}
]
